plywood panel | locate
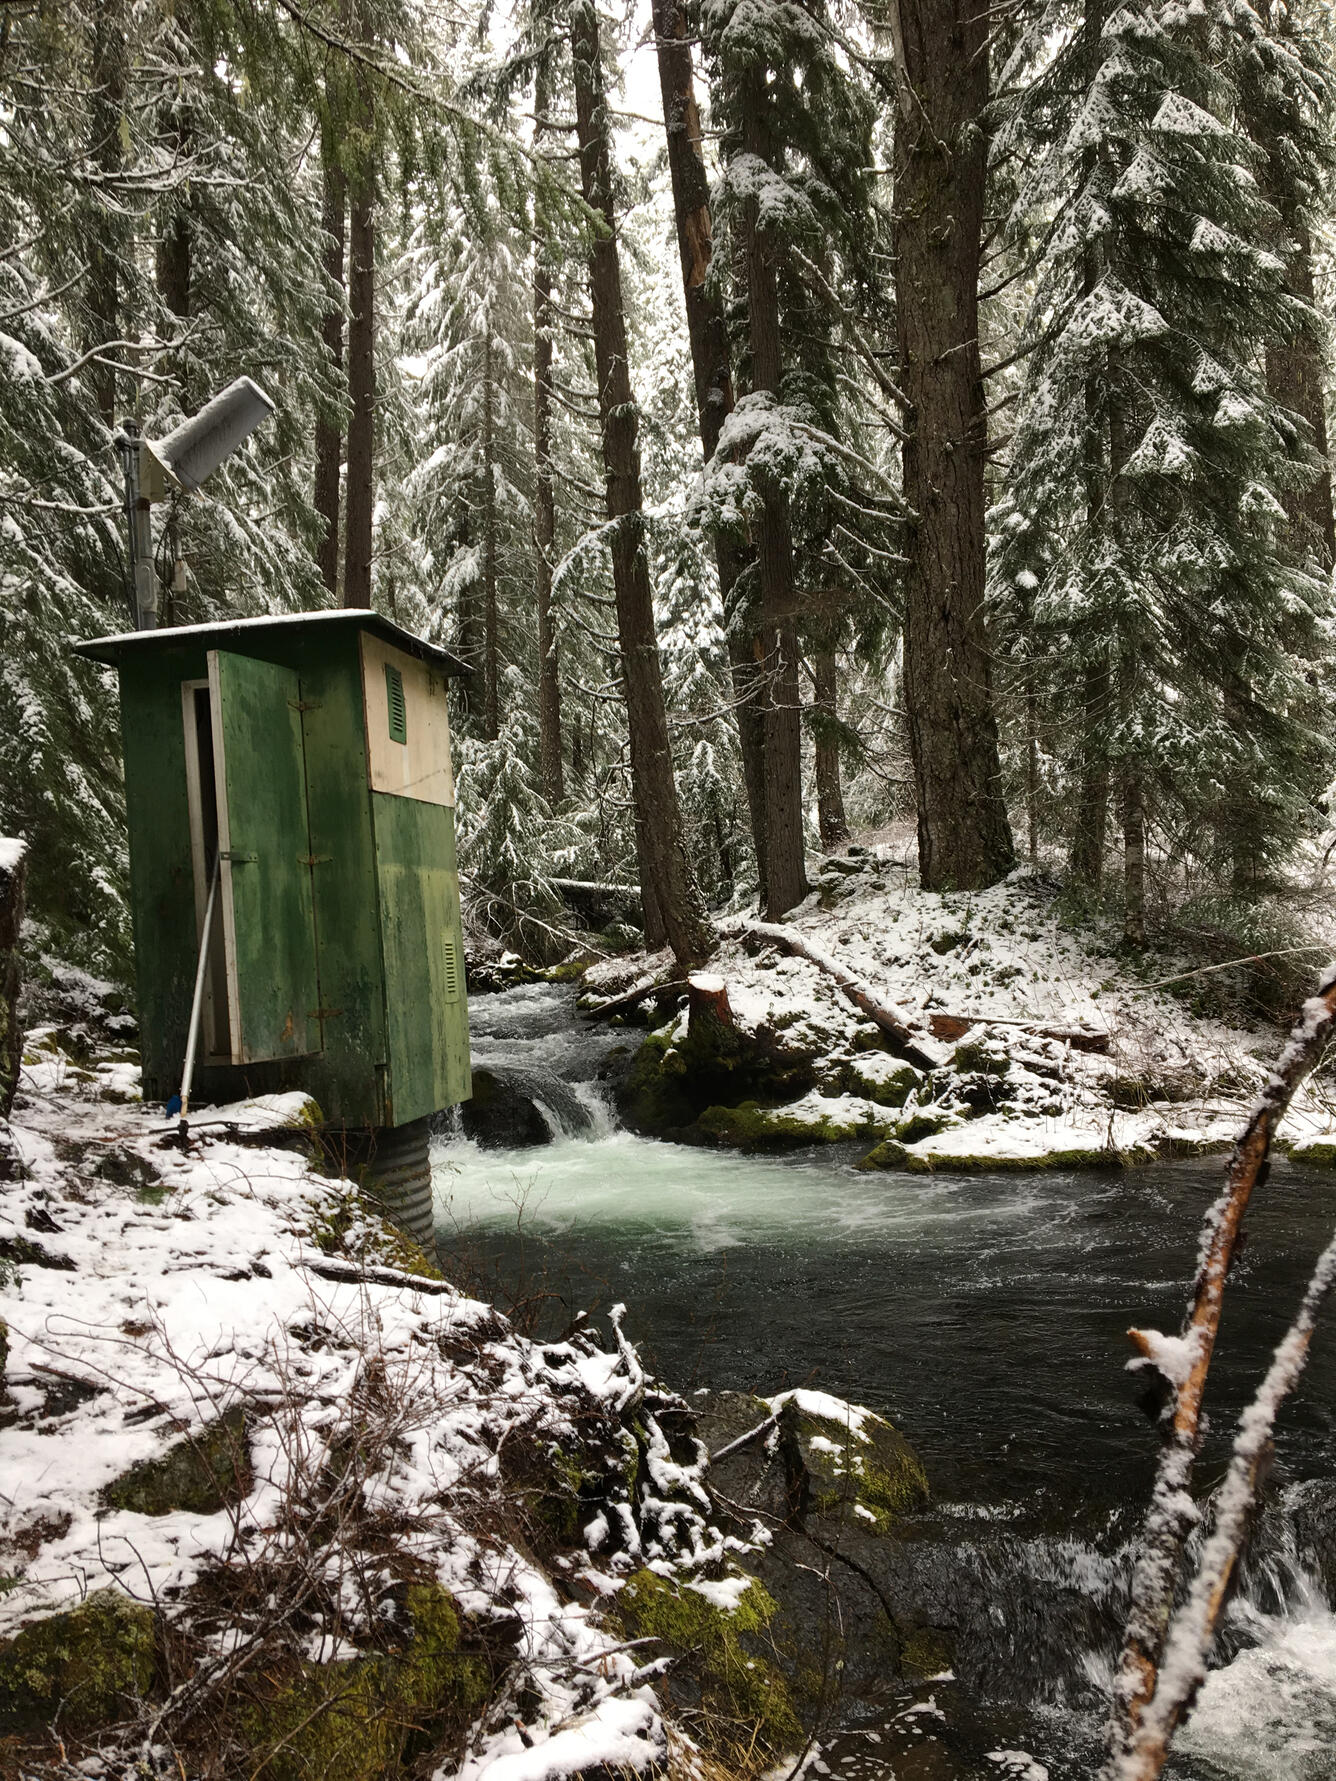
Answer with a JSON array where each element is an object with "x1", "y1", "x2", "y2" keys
[
  {"x1": 360, "y1": 633, "x2": 455, "y2": 807},
  {"x1": 208, "y1": 650, "x2": 320, "y2": 1064},
  {"x1": 371, "y1": 794, "x2": 471, "y2": 1124}
]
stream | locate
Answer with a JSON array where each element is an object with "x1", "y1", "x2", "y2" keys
[{"x1": 433, "y1": 982, "x2": 1336, "y2": 1779}]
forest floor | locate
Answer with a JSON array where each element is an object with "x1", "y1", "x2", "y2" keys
[{"x1": 579, "y1": 851, "x2": 1336, "y2": 1171}]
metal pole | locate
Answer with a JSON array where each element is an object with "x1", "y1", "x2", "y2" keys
[
  {"x1": 113, "y1": 418, "x2": 158, "y2": 631},
  {"x1": 178, "y1": 856, "x2": 220, "y2": 1141}
]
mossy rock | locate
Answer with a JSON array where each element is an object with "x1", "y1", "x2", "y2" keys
[
  {"x1": 240, "y1": 1583, "x2": 492, "y2": 1781},
  {"x1": 858, "y1": 1134, "x2": 1127, "y2": 1173},
  {"x1": 898, "y1": 1626, "x2": 955, "y2": 1682},
  {"x1": 952, "y1": 1037, "x2": 1010, "y2": 1078},
  {"x1": 840, "y1": 1057, "x2": 925, "y2": 1108},
  {"x1": 785, "y1": 1402, "x2": 929, "y2": 1534},
  {"x1": 618, "y1": 1013, "x2": 818, "y2": 1140},
  {"x1": 1290, "y1": 1139, "x2": 1336, "y2": 1170},
  {"x1": 617, "y1": 1569, "x2": 801, "y2": 1758},
  {"x1": 101, "y1": 1406, "x2": 251, "y2": 1517},
  {"x1": 0, "y1": 1589, "x2": 157, "y2": 1733},
  {"x1": 696, "y1": 1100, "x2": 868, "y2": 1151}
]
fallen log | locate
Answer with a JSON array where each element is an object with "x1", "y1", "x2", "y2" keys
[
  {"x1": 721, "y1": 918, "x2": 948, "y2": 1072},
  {"x1": 926, "y1": 1010, "x2": 1110, "y2": 1053},
  {"x1": 582, "y1": 976, "x2": 689, "y2": 1022}
]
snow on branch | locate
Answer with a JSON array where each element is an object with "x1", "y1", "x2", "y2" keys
[{"x1": 1103, "y1": 961, "x2": 1336, "y2": 1776}]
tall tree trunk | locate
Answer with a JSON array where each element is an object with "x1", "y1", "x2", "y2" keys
[
  {"x1": 1122, "y1": 760, "x2": 1146, "y2": 949},
  {"x1": 1266, "y1": 225, "x2": 1333, "y2": 570},
  {"x1": 570, "y1": 0, "x2": 712, "y2": 966},
  {"x1": 88, "y1": 0, "x2": 128, "y2": 426},
  {"x1": 532, "y1": 57, "x2": 565, "y2": 805},
  {"x1": 740, "y1": 65, "x2": 807, "y2": 918},
  {"x1": 1070, "y1": 658, "x2": 1111, "y2": 886},
  {"x1": 652, "y1": 0, "x2": 768, "y2": 899},
  {"x1": 481, "y1": 329, "x2": 501, "y2": 740},
  {"x1": 315, "y1": 148, "x2": 346, "y2": 596},
  {"x1": 891, "y1": 0, "x2": 1014, "y2": 891},
  {"x1": 343, "y1": 72, "x2": 375, "y2": 612},
  {"x1": 812, "y1": 647, "x2": 850, "y2": 850}
]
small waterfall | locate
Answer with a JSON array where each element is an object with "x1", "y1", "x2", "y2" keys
[{"x1": 451, "y1": 980, "x2": 623, "y2": 1149}]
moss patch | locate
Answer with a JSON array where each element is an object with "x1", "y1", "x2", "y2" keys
[
  {"x1": 697, "y1": 1100, "x2": 879, "y2": 1151},
  {"x1": 238, "y1": 1583, "x2": 491, "y2": 1781},
  {"x1": 618, "y1": 1569, "x2": 801, "y2": 1758},
  {"x1": 101, "y1": 1406, "x2": 251, "y2": 1517},
  {"x1": 0, "y1": 1589, "x2": 157, "y2": 1733},
  {"x1": 790, "y1": 1407, "x2": 929, "y2": 1533}
]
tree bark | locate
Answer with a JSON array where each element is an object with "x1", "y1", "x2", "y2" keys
[
  {"x1": 652, "y1": 0, "x2": 768, "y2": 896},
  {"x1": 481, "y1": 329, "x2": 501, "y2": 740},
  {"x1": 1107, "y1": 969, "x2": 1336, "y2": 1767},
  {"x1": 88, "y1": 0, "x2": 127, "y2": 426},
  {"x1": 532, "y1": 57, "x2": 565, "y2": 805},
  {"x1": 0, "y1": 840, "x2": 25, "y2": 1126},
  {"x1": 740, "y1": 65, "x2": 807, "y2": 918},
  {"x1": 343, "y1": 79, "x2": 375, "y2": 612},
  {"x1": 1070, "y1": 657, "x2": 1111, "y2": 886},
  {"x1": 1266, "y1": 222, "x2": 1334, "y2": 572},
  {"x1": 1122, "y1": 762, "x2": 1146, "y2": 949},
  {"x1": 812, "y1": 647, "x2": 850, "y2": 849},
  {"x1": 315, "y1": 149, "x2": 346, "y2": 596},
  {"x1": 570, "y1": 0, "x2": 713, "y2": 967},
  {"x1": 892, "y1": 0, "x2": 1014, "y2": 891}
]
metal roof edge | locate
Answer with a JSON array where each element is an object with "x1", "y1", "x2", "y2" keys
[{"x1": 73, "y1": 608, "x2": 472, "y2": 676}]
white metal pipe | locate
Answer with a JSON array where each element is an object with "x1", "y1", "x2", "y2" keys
[{"x1": 179, "y1": 856, "x2": 220, "y2": 1139}]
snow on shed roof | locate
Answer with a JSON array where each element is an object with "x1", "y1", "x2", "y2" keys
[{"x1": 73, "y1": 608, "x2": 471, "y2": 675}]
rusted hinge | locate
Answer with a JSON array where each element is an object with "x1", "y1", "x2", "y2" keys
[
  {"x1": 308, "y1": 1006, "x2": 343, "y2": 1021},
  {"x1": 289, "y1": 698, "x2": 322, "y2": 712},
  {"x1": 297, "y1": 853, "x2": 332, "y2": 867}
]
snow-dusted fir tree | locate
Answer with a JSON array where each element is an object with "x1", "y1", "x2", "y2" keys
[
  {"x1": 0, "y1": 0, "x2": 333, "y2": 972},
  {"x1": 394, "y1": 197, "x2": 534, "y2": 741},
  {"x1": 993, "y1": 0, "x2": 1332, "y2": 938},
  {"x1": 699, "y1": 0, "x2": 890, "y2": 904}
]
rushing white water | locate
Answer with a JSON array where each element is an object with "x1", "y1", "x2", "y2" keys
[{"x1": 435, "y1": 983, "x2": 1336, "y2": 1781}]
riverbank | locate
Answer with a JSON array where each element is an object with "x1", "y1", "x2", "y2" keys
[
  {"x1": 2, "y1": 977, "x2": 987, "y2": 1781},
  {"x1": 572, "y1": 863, "x2": 1336, "y2": 1170}
]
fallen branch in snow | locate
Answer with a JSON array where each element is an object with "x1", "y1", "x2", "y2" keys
[
  {"x1": 1115, "y1": 1223, "x2": 1336, "y2": 1781},
  {"x1": 1104, "y1": 960, "x2": 1336, "y2": 1774},
  {"x1": 720, "y1": 918, "x2": 949, "y2": 1072},
  {"x1": 583, "y1": 976, "x2": 688, "y2": 1021},
  {"x1": 925, "y1": 1009, "x2": 1110, "y2": 1053}
]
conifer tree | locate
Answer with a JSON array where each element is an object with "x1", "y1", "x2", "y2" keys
[{"x1": 994, "y1": 0, "x2": 1332, "y2": 937}]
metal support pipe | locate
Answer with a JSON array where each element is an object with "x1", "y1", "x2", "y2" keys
[
  {"x1": 113, "y1": 418, "x2": 158, "y2": 631},
  {"x1": 178, "y1": 856, "x2": 220, "y2": 1140}
]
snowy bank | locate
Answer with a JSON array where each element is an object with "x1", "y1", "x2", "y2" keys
[{"x1": 584, "y1": 864, "x2": 1336, "y2": 1170}]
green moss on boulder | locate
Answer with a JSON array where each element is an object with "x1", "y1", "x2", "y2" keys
[
  {"x1": 240, "y1": 1583, "x2": 491, "y2": 1781},
  {"x1": 784, "y1": 1402, "x2": 928, "y2": 1533},
  {"x1": 697, "y1": 1099, "x2": 886, "y2": 1151},
  {"x1": 101, "y1": 1406, "x2": 251, "y2": 1517},
  {"x1": 0, "y1": 1589, "x2": 157, "y2": 1733},
  {"x1": 618, "y1": 1569, "x2": 801, "y2": 1756}
]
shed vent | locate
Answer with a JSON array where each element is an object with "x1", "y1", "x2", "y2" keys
[
  {"x1": 441, "y1": 936, "x2": 461, "y2": 1003},
  {"x1": 385, "y1": 664, "x2": 407, "y2": 744}
]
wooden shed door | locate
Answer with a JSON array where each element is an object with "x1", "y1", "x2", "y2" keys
[{"x1": 208, "y1": 649, "x2": 320, "y2": 1064}]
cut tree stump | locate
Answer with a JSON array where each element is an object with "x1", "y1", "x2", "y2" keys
[{"x1": 687, "y1": 972, "x2": 734, "y2": 1042}]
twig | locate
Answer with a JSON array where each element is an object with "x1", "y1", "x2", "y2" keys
[
  {"x1": 1132, "y1": 946, "x2": 1327, "y2": 993},
  {"x1": 1104, "y1": 960, "x2": 1336, "y2": 1770},
  {"x1": 1114, "y1": 1222, "x2": 1336, "y2": 1781}
]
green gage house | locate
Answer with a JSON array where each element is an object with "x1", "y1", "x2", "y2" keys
[{"x1": 76, "y1": 610, "x2": 472, "y2": 1251}]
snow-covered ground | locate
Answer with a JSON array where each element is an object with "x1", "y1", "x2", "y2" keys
[
  {"x1": 0, "y1": 1023, "x2": 736, "y2": 1778},
  {"x1": 584, "y1": 862, "x2": 1336, "y2": 1167}
]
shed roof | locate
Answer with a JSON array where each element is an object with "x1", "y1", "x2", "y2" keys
[{"x1": 74, "y1": 608, "x2": 471, "y2": 676}]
